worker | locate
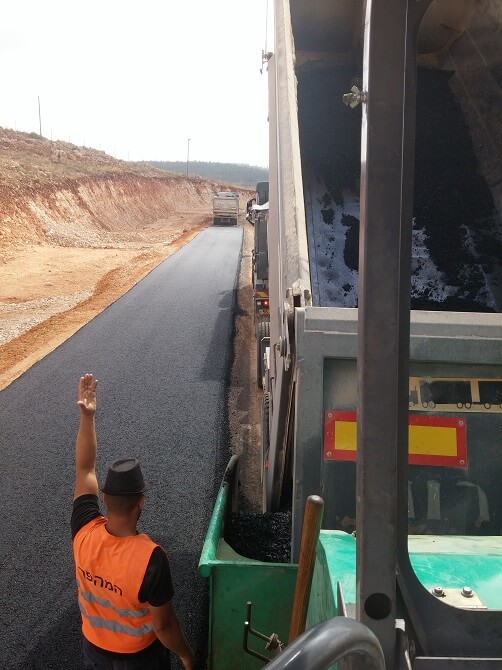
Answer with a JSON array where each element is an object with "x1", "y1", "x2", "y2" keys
[{"x1": 71, "y1": 373, "x2": 195, "y2": 669}]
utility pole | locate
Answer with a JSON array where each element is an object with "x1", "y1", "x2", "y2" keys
[
  {"x1": 38, "y1": 96, "x2": 42, "y2": 137},
  {"x1": 187, "y1": 138, "x2": 191, "y2": 177}
]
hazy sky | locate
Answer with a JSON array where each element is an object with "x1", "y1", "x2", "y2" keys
[{"x1": 1, "y1": 0, "x2": 273, "y2": 166}]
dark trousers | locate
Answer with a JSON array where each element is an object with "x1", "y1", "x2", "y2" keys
[{"x1": 83, "y1": 639, "x2": 171, "y2": 670}]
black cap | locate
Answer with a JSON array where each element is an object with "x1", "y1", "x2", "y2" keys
[{"x1": 101, "y1": 458, "x2": 149, "y2": 497}]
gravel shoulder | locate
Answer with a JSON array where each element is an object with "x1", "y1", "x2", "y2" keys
[{"x1": 228, "y1": 220, "x2": 262, "y2": 511}]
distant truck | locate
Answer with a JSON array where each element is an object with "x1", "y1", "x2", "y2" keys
[{"x1": 212, "y1": 192, "x2": 239, "y2": 226}]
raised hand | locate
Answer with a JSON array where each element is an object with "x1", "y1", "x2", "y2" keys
[{"x1": 77, "y1": 373, "x2": 98, "y2": 415}]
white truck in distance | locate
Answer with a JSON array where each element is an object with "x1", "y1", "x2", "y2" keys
[{"x1": 212, "y1": 192, "x2": 239, "y2": 226}]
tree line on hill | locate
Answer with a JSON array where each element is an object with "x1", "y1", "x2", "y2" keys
[{"x1": 150, "y1": 161, "x2": 268, "y2": 188}]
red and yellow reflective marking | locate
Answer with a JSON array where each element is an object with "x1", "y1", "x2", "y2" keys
[
  {"x1": 323, "y1": 411, "x2": 467, "y2": 468},
  {"x1": 255, "y1": 292, "x2": 270, "y2": 316}
]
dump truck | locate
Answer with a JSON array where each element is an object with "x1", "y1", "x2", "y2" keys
[
  {"x1": 201, "y1": 0, "x2": 502, "y2": 668},
  {"x1": 213, "y1": 191, "x2": 239, "y2": 226},
  {"x1": 262, "y1": 0, "x2": 502, "y2": 665}
]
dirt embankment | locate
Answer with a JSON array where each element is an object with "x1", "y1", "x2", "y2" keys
[{"x1": 0, "y1": 127, "x2": 252, "y2": 390}]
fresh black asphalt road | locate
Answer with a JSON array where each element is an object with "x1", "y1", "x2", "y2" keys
[{"x1": 0, "y1": 226, "x2": 243, "y2": 670}]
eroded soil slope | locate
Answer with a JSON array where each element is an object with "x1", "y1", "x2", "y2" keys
[{"x1": 0, "y1": 128, "x2": 251, "y2": 389}]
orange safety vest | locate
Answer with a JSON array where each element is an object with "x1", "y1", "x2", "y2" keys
[{"x1": 73, "y1": 516, "x2": 158, "y2": 653}]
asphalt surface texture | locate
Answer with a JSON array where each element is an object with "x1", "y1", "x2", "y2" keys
[{"x1": 0, "y1": 226, "x2": 243, "y2": 670}]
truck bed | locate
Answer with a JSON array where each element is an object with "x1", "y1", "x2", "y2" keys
[
  {"x1": 213, "y1": 193, "x2": 239, "y2": 225},
  {"x1": 298, "y1": 65, "x2": 502, "y2": 312}
]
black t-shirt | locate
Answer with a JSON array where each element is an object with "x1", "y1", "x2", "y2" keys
[{"x1": 71, "y1": 495, "x2": 174, "y2": 606}]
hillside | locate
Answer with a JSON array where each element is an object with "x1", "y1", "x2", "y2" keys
[
  {"x1": 0, "y1": 127, "x2": 252, "y2": 389},
  {"x1": 150, "y1": 160, "x2": 268, "y2": 188}
]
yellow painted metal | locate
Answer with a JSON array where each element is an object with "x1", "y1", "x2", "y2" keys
[{"x1": 331, "y1": 417, "x2": 459, "y2": 458}]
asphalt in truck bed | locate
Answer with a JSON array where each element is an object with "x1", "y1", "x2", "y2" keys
[{"x1": 298, "y1": 65, "x2": 502, "y2": 312}]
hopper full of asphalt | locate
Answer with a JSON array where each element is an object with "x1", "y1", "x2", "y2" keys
[{"x1": 0, "y1": 226, "x2": 243, "y2": 670}]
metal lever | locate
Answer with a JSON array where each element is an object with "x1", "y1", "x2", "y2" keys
[{"x1": 243, "y1": 601, "x2": 283, "y2": 663}]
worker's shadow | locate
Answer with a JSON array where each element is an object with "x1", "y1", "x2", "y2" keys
[
  {"x1": 200, "y1": 289, "x2": 238, "y2": 381},
  {"x1": 22, "y1": 602, "x2": 82, "y2": 670}
]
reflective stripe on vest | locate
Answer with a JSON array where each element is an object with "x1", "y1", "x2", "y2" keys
[
  {"x1": 79, "y1": 588, "x2": 150, "y2": 619},
  {"x1": 79, "y1": 601, "x2": 154, "y2": 637}
]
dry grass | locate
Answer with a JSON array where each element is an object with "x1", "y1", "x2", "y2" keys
[{"x1": 0, "y1": 127, "x2": 168, "y2": 188}]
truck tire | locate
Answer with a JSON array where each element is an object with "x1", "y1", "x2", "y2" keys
[
  {"x1": 261, "y1": 392, "x2": 270, "y2": 506},
  {"x1": 256, "y1": 320, "x2": 270, "y2": 389}
]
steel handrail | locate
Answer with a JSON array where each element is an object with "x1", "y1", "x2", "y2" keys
[{"x1": 265, "y1": 617, "x2": 386, "y2": 670}]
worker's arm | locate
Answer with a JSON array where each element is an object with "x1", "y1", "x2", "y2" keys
[
  {"x1": 150, "y1": 601, "x2": 195, "y2": 670},
  {"x1": 74, "y1": 373, "x2": 99, "y2": 500}
]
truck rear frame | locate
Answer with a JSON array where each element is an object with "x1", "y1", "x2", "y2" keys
[{"x1": 262, "y1": 0, "x2": 502, "y2": 666}]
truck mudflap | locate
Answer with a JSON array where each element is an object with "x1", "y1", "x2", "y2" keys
[{"x1": 213, "y1": 216, "x2": 238, "y2": 226}]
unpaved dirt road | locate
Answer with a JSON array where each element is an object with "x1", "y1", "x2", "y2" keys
[{"x1": 0, "y1": 216, "x2": 209, "y2": 389}]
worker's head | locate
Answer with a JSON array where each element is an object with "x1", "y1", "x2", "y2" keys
[
  {"x1": 103, "y1": 493, "x2": 144, "y2": 519},
  {"x1": 101, "y1": 458, "x2": 148, "y2": 520}
]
